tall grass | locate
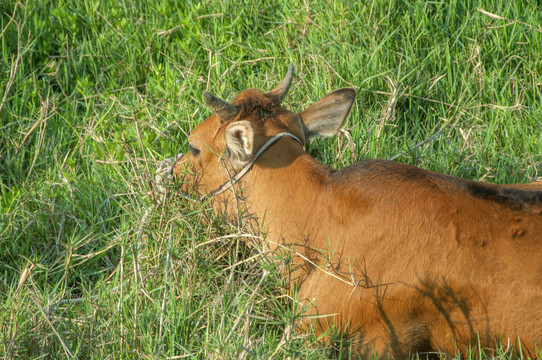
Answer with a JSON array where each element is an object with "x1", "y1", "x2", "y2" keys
[{"x1": 1, "y1": 0, "x2": 541, "y2": 358}]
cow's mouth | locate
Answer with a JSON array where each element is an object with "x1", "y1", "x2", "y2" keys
[
  {"x1": 154, "y1": 153, "x2": 185, "y2": 195},
  {"x1": 154, "y1": 154, "x2": 210, "y2": 203}
]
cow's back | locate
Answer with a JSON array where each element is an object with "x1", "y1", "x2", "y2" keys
[{"x1": 297, "y1": 159, "x2": 542, "y2": 356}]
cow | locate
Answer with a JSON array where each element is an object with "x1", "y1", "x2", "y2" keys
[{"x1": 155, "y1": 65, "x2": 542, "y2": 359}]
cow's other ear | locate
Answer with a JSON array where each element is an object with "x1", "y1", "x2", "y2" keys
[
  {"x1": 299, "y1": 88, "x2": 356, "y2": 139},
  {"x1": 225, "y1": 120, "x2": 254, "y2": 169},
  {"x1": 204, "y1": 91, "x2": 239, "y2": 122}
]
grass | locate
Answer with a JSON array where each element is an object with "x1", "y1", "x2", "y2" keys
[{"x1": 1, "y1": 0, "x2": 541, "y2": 358}]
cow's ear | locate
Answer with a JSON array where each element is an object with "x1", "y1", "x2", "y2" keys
[
  {"x1": 225, "y1": 120, "x2": 254, "y2": 169},
  {"x1": 299, "y1": 88, "x2": 356, "y2": 139}
]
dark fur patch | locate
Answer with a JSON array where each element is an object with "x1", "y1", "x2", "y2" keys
[{"x1": 465, "y1": 181, "x2": 542, "y2": 210}]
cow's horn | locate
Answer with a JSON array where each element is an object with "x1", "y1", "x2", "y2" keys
[
  {"x1": 266, "y1": 64, "x2": 294, "y2": 103},
  {"x1": 203, "y1": 92, "x2": 239, "y2": 121}
]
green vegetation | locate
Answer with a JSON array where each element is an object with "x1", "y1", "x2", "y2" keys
[{"x1": 1, "y1": 0, "x2": 541, "y2": 358}]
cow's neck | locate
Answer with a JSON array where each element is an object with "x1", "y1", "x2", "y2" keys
[{"x1": 241, "y1": 138, "x2": 333, "y2": 252}]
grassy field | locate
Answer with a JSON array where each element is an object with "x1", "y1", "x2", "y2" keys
[{"x1": 1, "y1": 0, "x2": 541, "y2": 358}]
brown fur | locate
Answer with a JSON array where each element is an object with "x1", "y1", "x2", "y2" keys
[{"x1": 169, "y1": 77, "x2": 542, "y2": 359}]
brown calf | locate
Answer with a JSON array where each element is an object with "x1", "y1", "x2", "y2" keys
[{"x1": 156, "y1": 66, "x2": 542, "y2": 359}]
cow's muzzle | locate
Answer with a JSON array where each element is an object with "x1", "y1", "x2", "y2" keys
[{"x1": 154, "y1": 153, "x2": 183, "y2": 196}]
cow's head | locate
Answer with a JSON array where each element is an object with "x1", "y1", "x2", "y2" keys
[{"x1": 156, "y1": 65, "x2": 355, "y2": 207}]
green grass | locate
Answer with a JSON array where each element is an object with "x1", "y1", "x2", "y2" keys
[{"x1": 1, "y1": 0, "x2": 541, "y2": 358}]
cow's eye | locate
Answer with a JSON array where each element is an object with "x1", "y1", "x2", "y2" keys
[{"x1": 188, "y1": 144, "x2": 201, "y2": 156}]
